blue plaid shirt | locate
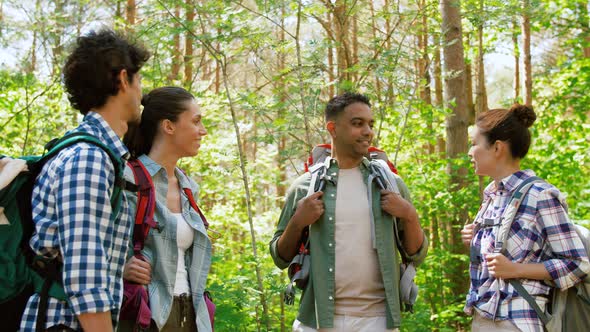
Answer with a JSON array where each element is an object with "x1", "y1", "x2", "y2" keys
[
  {"x1": 465, "y1": 170, "x2": 590, "y2": 332},
  {"x1": 21, "y1": 112, "x2": 132, "y2": 331}
]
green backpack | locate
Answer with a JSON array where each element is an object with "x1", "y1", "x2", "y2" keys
[{"x1": 0, "y1": 132, "x2": 126, "y2": 331}]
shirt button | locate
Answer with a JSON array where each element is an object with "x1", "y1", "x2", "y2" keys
[
  {"x1": 329, "y1": 296, "x2": 333, "y2": 300},
  {"x1": 328, "y1": 243, "x2": 333, "y2": 247},
  {"x1": 329, "y1": 216, "x2": 333, "y2": 221},
  {"x1": 329, "y1": 268, "x2": 333, "y2": 272},
  {"x1": 331, "y1": 194, "x2": 335, "y2": 198}
]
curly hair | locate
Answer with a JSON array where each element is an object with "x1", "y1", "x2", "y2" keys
[{"x1": 63, "y1": 29, "x2": 150, "y2": 115}]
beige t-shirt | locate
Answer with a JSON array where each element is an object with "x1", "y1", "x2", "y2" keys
[{"x1": 334, "y1": 167, "x2": 386, "y2": 317}]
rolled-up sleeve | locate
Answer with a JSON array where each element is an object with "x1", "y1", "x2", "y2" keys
[
  {"x1": 395, "y1": 176, "x2": 428, "y2": 266},
  {"x1": 269, "y1": 176, "x2": 309, "y2": 270},
  {"x1": 538, "y1": 188, "x2": 590, "y2": 289}
]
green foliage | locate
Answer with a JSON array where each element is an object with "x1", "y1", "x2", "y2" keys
[{"x1": 1, "y1": 0, "x2": 589, "y2": 330}]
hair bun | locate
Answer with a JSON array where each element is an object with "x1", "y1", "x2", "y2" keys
[
  {"x1": 141, "y1": 93, "x2": 150, "y2": 106},
  {"x1": 510, "y1": 104, "x2": 536, "y2": 128}
]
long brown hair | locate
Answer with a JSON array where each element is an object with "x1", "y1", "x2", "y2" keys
[{"x1": 124, "y1": 86, "x2": 195, "y2": 158}]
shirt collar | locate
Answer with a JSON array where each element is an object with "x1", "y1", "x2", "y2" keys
[
  {"x1": 137, "y1": 154, "x2": 193, "y2": 189},
  {"x1": 82, "y1": 111, "x2": 130, "y2": 160},
  {"x1": 483, "y1": 169, "x2": 536, "y2": 197},
  {"x1": 326, "y1": 157, "x2": 371, "y2": 170}
]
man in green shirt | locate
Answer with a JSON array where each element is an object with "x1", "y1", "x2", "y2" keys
[{"x1": 270, "y1": 92, "x2": 428, "y2": 331}]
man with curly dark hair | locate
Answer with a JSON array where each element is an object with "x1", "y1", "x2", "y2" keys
[{"x1": 20, "y1": 29, "x2": 150, "y2": 332}]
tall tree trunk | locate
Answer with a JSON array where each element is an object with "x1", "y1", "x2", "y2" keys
[
  {"x1": 327, "y1": 11, "x2": 335, "y2": 97},
  {"x1": 114, "y1": 0, "x2": 124, "y2": 31},
  {"x1": 475, "y1": 0, "x2": 488, "y2": 115},
  {"x1": 50, "y1": 0, "x2": 65, "y2": 77},
  {"x1": 169, "y1": 5, "x2": 181, "y2": 81},
  {"x1": 512, "y1": 20, "x2": 520, "y2": 102},
  {"x1": 522, "y1": 0, "x2": 532, "y2": 105},
  {"x1": 276, "y1": 1, "x2": 288, "y2": 205},
  {"x1": 475, "y1": 0, "x2": 488, "y2": 199},
  {"x1": 184, "y1": 1, "x2": 195, "y2": 87},
  {"x1": 465, "y1": 57, "x2": 475, "y2": 125},
  {"x1": 440, "y1": 0, "x2": 470, "y2": 301},
  {"x1": 221, "y1": 61, "x2": 270, "y2": 330},
  {"x1": 578, "y1": 0, "x2": 590, "y2": 58},
  {"x1": 296, "y1": 0, "x2": 312, "y2": 149},
  {"x1": 333, "y1": 0, "x2": 352, "y2": 87},
  {"x1": 352, "y1": 13, "x2": 359, "y2": 82},
  {"x1": 369, "y1": 0, "x2": 382, "y2": 104},
  {"x1": 126, "y1": 0, "x2": 136, "y2": 30},
  {"x1": 434, "y1": 38, "x2": 444, "y2": 107},
  {"x1": 215, "y1": 26, "x2": 221, "y2": 94},
  {"x1": 27, "y1": 0, "x2": 41, "y2": 74}
]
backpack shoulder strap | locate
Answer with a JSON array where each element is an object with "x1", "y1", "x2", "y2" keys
[
  {"x1": 177, "y1": 168, "x2": 209, "y2": 230},
  {"x1": 43, "y1": 132, "x2": 128, "y2": 217},
  {"x1": 495, "y1": 176, "x2": 543, "y2": 254},
  {"x1": 369, "y1": 159, "x2": 400, "y2": 194},
  {"x1": 183, "y1": 187, "x2": 209, "y2": 229},
  {"x1": 306, "y1": 158, "x2": 329, "y2": 198},
  {"x1": 495, "y1": 176, "x2": 550, "y2": 325},
  {"x1": 128, "y1": 159, "x2": 157, "y2": 255},
  {"x1": 368, "y1": 159, "x2": 418, "y2": 312}
]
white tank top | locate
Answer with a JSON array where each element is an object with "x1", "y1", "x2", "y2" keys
[{"x1": 172, "y1": 213, "x2": 194, "y2": 295}]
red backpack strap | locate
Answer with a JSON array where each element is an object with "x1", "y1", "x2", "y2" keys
[
  {"x1": 183, "y1": 188, "x2": 209, "y2": 229},
  {"x1": 128, "y1": 159, "x2": 157, "y2": 256},
  {"x1": 176, "y1": 167, "x2": 209, "y2": 229}
]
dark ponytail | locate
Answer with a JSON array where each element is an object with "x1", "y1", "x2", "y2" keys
[
  {"x1": 476, "y1": 103, "x2": 537, "y2": 159},
  {"x1": 124, "y1": 86, "x2": 195, "y2": 158}
]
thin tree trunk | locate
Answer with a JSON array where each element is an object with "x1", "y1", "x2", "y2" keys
[
  {"x1": 465, "y1": 57, "x2": 475, "y2": 125},
  {"x1": 221, "y1": 58, "x2": 270, "y2": 331},
  {"x1": 333, "y1": 0, "x2": 352, "y2": 87},
  {"x1": 276, "y1": 1, "x2": 288, "y2": 205},
  {"x1": 27, "y1": 0, "x2": 40, "y2": 74},
  {"x1": 327, "y1": 10, "x2": 335, "y2": 97},
  {"x1": 184, "y1": 2, "x2": 195, "y2": 87},
  {"x1": 296, "y1": 0, "x2": 312, "y2": 149},
  {"x1": 440, "y1": 0, "x2": 470, "y2": 302},
  {"x1": 434, "y1": 38, "x2": 444, "y2": 107},
  {"x1": 513, "y1": 20, "x2": 520, "y2": 102},
  {"x1": 369, "y1": 0, "x2": 382, "y2": 104},
  {"x1": 522, "y1": 0, "x2": 532, "y2": 105},
  {"x1": 114, "y1": 0, "x2": 123, "y2": 30},
  {"x1": 352, "y1": 13, "x2": 359, "y2": 82},
  {"x1": 126, "y1": 0, "x2": 135, "y2": 29},
  {"x1": 215, "y1": 27, "x2": 221, "y2": 93},
  {"x1": 475, "y1": 0, "x2": 488, "y2": 115},
  {"x1": 169, "y1": 5, "x2": 181, "y2": 81},
  {"x1": 578, "y1": 0, "x2": 590, "y2": 58},
  {"x1": 51, "y1": 0, "x2": 65, "y2": 77}
]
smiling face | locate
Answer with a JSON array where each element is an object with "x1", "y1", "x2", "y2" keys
[
  {"x1": 329, "y1": 102, "x2": 375, "y2": 160},
  {"x1": 169, "y1": 99, "x2": 207, "y2": 158},
  {"x1": 468, "y1": 125, "x2": 496, "y2": 176}
]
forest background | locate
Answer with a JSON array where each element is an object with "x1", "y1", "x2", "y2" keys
[{"x1": 0, "y1": 0, "x2": 588, "y2": 331}]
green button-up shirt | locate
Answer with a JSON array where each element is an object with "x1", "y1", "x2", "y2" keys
[{"x1": 270, "y1": 158, "x2": 428, "y2": 329}]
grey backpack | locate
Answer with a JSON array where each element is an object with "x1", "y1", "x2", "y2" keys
[{"x1": 495, "y1": 176, "x2": 590, "y2": 331}]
